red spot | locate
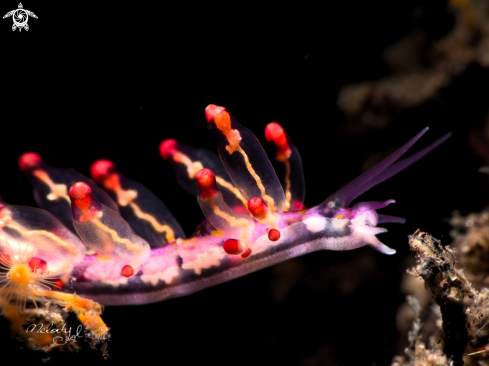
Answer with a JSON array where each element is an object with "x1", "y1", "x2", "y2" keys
[
  {"x1": 28, "y1": 257, "x2": 47, "y2": 274},
  {"x1": 18, "y1": 152, "x2": 43, "y2": 172},
  {"x1": 53, "y1": 278, "x2": 65, "y2": 289},
  {"x1": 292, "y1": 201, "x2": 306, "y2": 210},
  {"x1": 223, "y1": 239, "x2": 242, "y2": 255},
  {"x1": 205, "y1": 104, "x2": 226, "y2": 123},
  {"x1": 196, "y1": 169, "x2": 218, "y2": 200},
  {"x1": 159, "y1": 139, "x2": 178, "y2": 160},
  {"x1": 247, "y1": 197, "x2": 269, "y2": 220},
  {"x1": 268, "y1": 229, "x2": 281, "y2": 241},
  {"x1": 241, "y1": 248, "x2": 252, "y2": 259},
  {"x1": 90, "y1": 160, "x2": 115, "y2": 182},
  {"x1": 121, "y1": 265, "x2": 134, "y2": 277}
]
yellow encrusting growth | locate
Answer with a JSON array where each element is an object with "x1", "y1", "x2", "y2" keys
[
  {"x1": 0, "y1": 242, "x2": 55, "y2": 311},
  {"x1": 0, "y1": 239, "x2": 109, "y2": 352}
]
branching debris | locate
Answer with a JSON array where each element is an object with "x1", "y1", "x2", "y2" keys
[{"x1": 392, "y1": 230, "x2": 489, "y2": 366}]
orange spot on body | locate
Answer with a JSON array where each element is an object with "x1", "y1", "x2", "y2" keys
[
  {"x1": 268, "y1": 229, "x2": 281, "y2": 241},
  {"x1": 196, "y1": 169, "x2": 218, "y2": 200},
  {"x1": 18, "y1": 152, "x2": 43, "y2": 172},
  {"x1": 159, "y1": 139, "x2": 178, "y2": 160},
  {"x1": 241, "y1": 248, "x2": 252, "y2": 259},
  {"x1": 223, "y1": 238, "x2": 243, "y2": 255},
  {"x1": 121, "y1": 265, "x2": 134, "y2": 277}
]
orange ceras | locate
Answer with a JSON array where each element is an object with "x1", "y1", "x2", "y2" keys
[
  {"x1": 18, "y1": 152, "x2": 43, "y2": 172},
  {"x1": 196, "y1": 169, "x2": 218, "y2": 200}
]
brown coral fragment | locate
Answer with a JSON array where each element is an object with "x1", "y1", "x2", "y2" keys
[
  {"x1": 408, "y1": 231, "x2": 469, "y2": 365},
  {"x1": 401, "y1": 230, "x2": 489, "y2": 366}
]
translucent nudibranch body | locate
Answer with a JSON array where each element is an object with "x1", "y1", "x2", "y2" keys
[
  {"x1": 5, "y1": 105, "x2": 450, "y2": 307},
  {"x1": 18, "y1": 152, "x2": 120, "y2": 234},
  {"x1": 90, "y1": 159, "x2": 185, "y2": 247}
]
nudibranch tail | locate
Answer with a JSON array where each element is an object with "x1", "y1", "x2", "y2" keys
[{"x1": 90, "y1": 159, "x2": 186, "y2": 247}]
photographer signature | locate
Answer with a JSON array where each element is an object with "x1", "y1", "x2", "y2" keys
[{"x1": 26, "y1": 323, "x2": 108, "y2": 345}]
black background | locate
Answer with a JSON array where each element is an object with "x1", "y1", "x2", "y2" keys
[{"x1": 0, "y1": 1, "x2": 488, "y2": 365}]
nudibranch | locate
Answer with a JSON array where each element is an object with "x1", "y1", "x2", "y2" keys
[{"x1": 1, "y1": 105, "x2": 450, "y2": 312}]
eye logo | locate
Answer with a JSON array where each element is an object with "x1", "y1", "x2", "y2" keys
[{"x1": 3, "y1": 3, "x2": 37, "y2": 32}]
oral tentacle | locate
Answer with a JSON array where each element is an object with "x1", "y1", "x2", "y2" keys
[{"x1": 321, "y1": 127, "x2": 429, "y2": 208}]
